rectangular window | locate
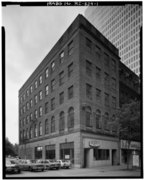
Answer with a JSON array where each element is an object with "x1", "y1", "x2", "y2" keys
[
  {"x1": 112, "y1": 59, "x2": 116, "y2": 72},
  {"x1": 45, "y1": 145, "x2": 55, "y2": 159},
  {"x1": 68, "y1": 40, "x2": 73, "y2": 55},
  {"x1": 30, "y1": 86, "x2": 33, "y2": 94},
  {"x1": 51, "y1": 98, "x2": 55, "y2": 111},
  {"x1": 96, "y1": 89, "x2": 101, "y2": 101},
  {"x1": 51, "y1": 61, "x2": 55, "y2": 73},
  {"x1": 68, "y1": 62, "x2": 73, "y2": 78},
  {"x1": 104, "y1": 73, "x2": 109, "y2": 87},
  {"x1": 30, "y1": 113, "x2": 33, "y2": 121},
  {"x1": 39, "y1": 107, "x2": 42, "y2": 117},
  {"x1": 104, "y1": 53, "x2": 109, "y2": 67},
  {"x1": 35, "y1": 147, "x2": 43, "y2": 159},
  {"x1": 35, "y1": 95, "x2": 38, "y2": 104},
  {"x1": 68, "y1": 85, "x2": 73, "y2": 99},
  {"x1": 23, "y1": 94, "x2": 25, "y2": 101},
  {"x1": 94, "y1": 149, "x2": 110, "y2": 160},
  {"x1": 104, "y1": 93, "x2": 109, "y2": 106},
  {"x1": 112, "y1": 97, "x2": 116, "y2": 108},
  {"x1": 112, "y1": 78, "x2": 116, "y2": 91},
  {"x1": 59, "y1": 92, "x2": 64, "y2": 104},
  {"x1": 26, "y1": 102, "x2": 29, "y2": 110},
  {"x1": 26, "y1": 90, "x2": 29, "y2": 97},
  {"x1": 39, "y1": 75, "x2": 42, "y2": 85},
  {"x1": 96, "y1": 67, "x2": 101, "y2": 80},
  {"x1": 86, "y1": 84, "x2": 92, "y2": 100},
  {"x1": 45, "y1": 102, "x2": 49, "y2": 114},
  {"x1": 35, "y1": 81, "x2": 38, "y2": 89},
  {"x1": 35, "y1": 110, "x2": 38, "y2": 119},
  {"x1": 26, "y1": 115, "x2": 29, "y2": 124},
  {"x1": 45, "y1": 85, "x2": 49, "y2": 96},
  {"x1": 60, "y1": 51, "x2": 64, "y2": 64},
  {"x1": 86, "y1": 38, "x2": 92, "y2": 49},
  {"x1": 95, "y1": 45, "x2": 101, "y2": 59},
  {"x1": 86, "y1": 60, "x2": 92, "y2": 77},
  {"x1": 51, "y1": 79, "x2": 55, "y2": 92},
  {"x1": 39, "y1": 91, "x2": 43, "y2": 100},
  {"x1": 30, "y1": 99, "x2": 33, "y2": 107},
  {"x1": 45, "y1": 68, "x2": 49, "y2": 78},
  {"x1": 23, "y1": 106, "x2": 26, "y2": 113},
  {"x1": 59, "y1": 71, "x2": 64, "y2": 86}
]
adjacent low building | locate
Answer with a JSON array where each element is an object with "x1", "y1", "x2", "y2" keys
[{"x1": 18, "y1": 14, "x2": 140, "y2": 168}]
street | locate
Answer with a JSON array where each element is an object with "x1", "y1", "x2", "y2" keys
[{"x1": 5, "y1": 165, "x2": 142, "y2": 178}]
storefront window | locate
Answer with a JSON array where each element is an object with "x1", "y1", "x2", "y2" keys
[
  {"x1": 93, "y1": 149, "x2": 110, "y2": 160},
  {"x1": 35, "y1": 146, "x2": 42, "y2": 159},
  {"x1": 45, "y1": 145, "x2": 55, "y2": 159},
  {"x1": 60, "y1": 142, "x2": 74, "y2": 163}
]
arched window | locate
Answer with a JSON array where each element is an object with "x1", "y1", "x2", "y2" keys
[
  {"x1": 45, "y1": 119, "x2": 49, "y2": 134},
  {"x1": 96, "y1": 109, "x2": 101, "y2": 129},
  {"x1": 104, "y1": 112, "x2": 109, "y2": 130},
  {"x1": 59, "y1": 111, "x2": 65, "y2": 131},
  {"x1": 86, "y1": 106, "x2": 92, "y2": 127},
  {"x1": 39, "y1": 122, "x2": 42, "y2": 136},
  {"x1": 51, "y1": 116, "x2": 55, "y2": 133},
  {"x1": 30, "y1": 127, "x2": 33, "y2": 139},
  {"x1": 34, "y1": 124, "x2": 38, "y2": 137},
  {"x1": 68, "y1": 107, "x2": 74, "y2": 129}
]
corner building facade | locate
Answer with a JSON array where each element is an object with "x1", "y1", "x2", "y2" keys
[{"x1": 19, "y1": 15, "x2": 120, "y2": 168}]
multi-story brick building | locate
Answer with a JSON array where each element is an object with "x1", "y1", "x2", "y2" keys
[{"x1": 18, "y1": 14, "x2": 139, "y2": 168}]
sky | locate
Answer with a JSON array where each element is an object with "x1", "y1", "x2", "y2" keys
[{"x1": 2, "y1": 4, "x2": 87, "y2": 144}]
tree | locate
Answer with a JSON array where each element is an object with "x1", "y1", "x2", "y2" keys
[
  {"x1": 5, "y1": 138, "x2": 18, "y2": 157},
  {"x1": 109, "y1": 100, "x2": 141, "y2": 169}
]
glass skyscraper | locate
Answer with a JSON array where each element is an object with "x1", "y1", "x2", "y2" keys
[{"x1": 85, "y1": 4, "x2": 142, "y2": 75}]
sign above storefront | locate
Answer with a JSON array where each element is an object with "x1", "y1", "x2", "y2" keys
[{"x1": 89, "y1": 140, "x2": 100, "y2": 148}]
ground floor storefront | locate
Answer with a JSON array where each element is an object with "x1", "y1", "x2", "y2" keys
[
  {"x1": 120, "y1": 140, "x2": 141, "y2": 168},
  {"x1": 19, "y1": 132, "x2": 120, "y2": 168}
]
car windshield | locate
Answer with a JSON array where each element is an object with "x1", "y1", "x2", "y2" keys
[{"x1": 10, "y1": 160, "x2": 17, "y2": 164}]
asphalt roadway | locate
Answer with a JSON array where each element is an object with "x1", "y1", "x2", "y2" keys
[{"x1": 5, "y1": 165, "x2": 142, "y2": 178}]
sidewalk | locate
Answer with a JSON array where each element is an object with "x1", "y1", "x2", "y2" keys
[{"x1": 90, "y1": 164, "x2": 141, "y2": 172}]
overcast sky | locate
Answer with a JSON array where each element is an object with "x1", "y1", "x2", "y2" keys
[{"x1": 2, "y1": 5, "x2": 87, "y2": 144}]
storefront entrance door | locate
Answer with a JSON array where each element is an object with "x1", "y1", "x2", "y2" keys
[
  {"x1": 84, "y1": 148, "x2": 89, "y2": 168},
  {"x1": 112, "y1": 149, "x2": 117, "y2": 165}
]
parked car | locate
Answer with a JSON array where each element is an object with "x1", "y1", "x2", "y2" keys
[
  {"x1": 6, "y1": 158, "x2": 21, "y2": 174},
  {"x1": 47, "y1": 159, "x2": 60, "y2": 170},
  {"x1": 36, "y1": 159, "x2": 50, "y2": 170},
  {"x1": 18, "y1": 159, "x2": 45, "y2": 172},
  {"x1": 57, "y1": 160, "x2": 71, "y2": 169}
]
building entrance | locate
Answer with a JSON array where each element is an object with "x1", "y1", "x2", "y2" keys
[
  {"x1": 83, "y1": 148, "x2": 89, "y2": 168},
  {"x1": 112, "y1": 149, "x2": 117, "y2": 165}
]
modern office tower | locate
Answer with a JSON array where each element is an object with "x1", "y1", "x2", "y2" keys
[
  {"x1": 18, "y1": 14, "x2": 140, "y2": 168},
  {"x1": 85, "y1": 4, "x2": 142, "y2": 76}
]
